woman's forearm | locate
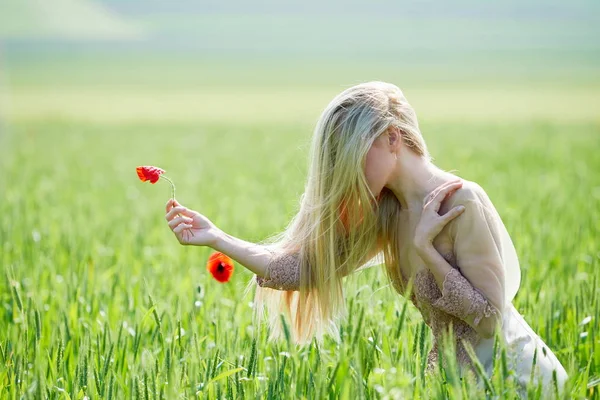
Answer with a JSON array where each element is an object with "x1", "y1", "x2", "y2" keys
[
  {"x1": 415, "y1": 244, "x2": 453, "y2": 288},
  {"x1": 211, "y1": 230, "x2": 272, "y2": 277}
]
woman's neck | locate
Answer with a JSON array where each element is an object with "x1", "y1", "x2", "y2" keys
[{"x1": 387, "y1": 151, "x2": 453, "y2": 211}]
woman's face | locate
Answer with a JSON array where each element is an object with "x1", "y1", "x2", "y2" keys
[{"x1": 364, "y1": 131, "x2": 398, "y2": 198}]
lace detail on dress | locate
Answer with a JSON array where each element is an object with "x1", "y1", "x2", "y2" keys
[
  {"x1": 414, "y1": 268, "x2": 442, "y2": 302},
  {"x1": 427, "y1": 323, "x2": 479, "y2": 374},
  {"x1": 255, "y1": 250, "x2": 301, "y2": 291},
  {"x1": 432, "y1": 268, "x2": 498, "y2": 327},
  {"x1": 411, "y1": 268, "x2": 484, "y2": 373}
]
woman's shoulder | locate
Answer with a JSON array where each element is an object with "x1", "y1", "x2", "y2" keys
[
  {"x1": 444, "y1": 179, "x2": 501, "y2": 230},
  {"x1": 446, "y1": 179, "x2": 490, "y2": 207}
]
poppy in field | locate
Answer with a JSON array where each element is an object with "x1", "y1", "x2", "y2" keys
[
  {"x1": 206, "y1": 252, "x2": 234, "y2": 283},
  {"x1": 136, "y1": 166, "x2": 165, "y2": 184},
  {"x1": 136, "y1": 165, "x2": 176, "y2": 198}
]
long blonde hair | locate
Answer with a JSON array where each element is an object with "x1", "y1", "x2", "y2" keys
[{"x1": 250, "y1": 81, "x2": 429, "y2": 344}]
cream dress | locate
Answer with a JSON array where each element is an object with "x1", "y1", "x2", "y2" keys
[{"x1": 255, "y1": 182, "x2": 568, "y2": 395}]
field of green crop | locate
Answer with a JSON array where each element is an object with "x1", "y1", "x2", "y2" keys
[{"x1": 0, "y1": 49, "x2": 599, "y2": 399}]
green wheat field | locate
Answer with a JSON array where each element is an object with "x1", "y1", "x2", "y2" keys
[{"x1": 1, "y1": 1, "x2": 599, "y2": 399}]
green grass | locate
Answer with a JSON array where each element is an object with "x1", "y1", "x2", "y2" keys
[{"x1": 0, "y1": 55, "x2": 599, "y2": 399}]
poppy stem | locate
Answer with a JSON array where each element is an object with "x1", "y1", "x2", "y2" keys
[
  {"x1": 161, "y1": 175, "x2": 176, "y2": 200},
  {"x1": 160, "y1": 174, "x2": 193, "y2": 237}
]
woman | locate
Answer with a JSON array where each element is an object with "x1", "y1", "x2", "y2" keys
[{"x1": 164, "y1": 81, "x2": 568, "y2": 393}]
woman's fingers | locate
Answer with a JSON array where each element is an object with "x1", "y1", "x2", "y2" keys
[
  {"x1": 165, "y1": 205, "x2": 196, "y2": 221},
  {"x1": 173, "y1": 223, "x2": 192, "y2": 234},
  {"x1": 165, "y1": 198, "x2": 177, "y2": 213},
  {"x1": 428, "y1": 180, "x2": 459, "y2": 199},
  {"x1": 165, "y1": 206, "x2": 184, "y2": 221},
  {"x1": 425, "y1": 181, "x2": 463, "y2": 212},
  {"x1": 168, "y1": 215, "x2": 193, "y2": 229},
  {"x1": 433, "y1": 180, "x2": 462, "y2": 199},
  {"x1": 441, "y1": 205, "x2": 466, "y2": 224},
  {"x1": 424, "y1": 180, "x2": 457, "y2": 203}
]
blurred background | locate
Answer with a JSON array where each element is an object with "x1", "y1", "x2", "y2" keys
[{"x1": 1, "y1": 0, "x2": 598, "y2": 125}]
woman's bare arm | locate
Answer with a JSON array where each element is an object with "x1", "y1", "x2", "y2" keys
[
  {"x1": 165, "y1": 198, "x2": 272, "y2": 277},
  {"x1": 166, "y1": 199, "x2": 383, "y2": 291},
  {"x1": 211, "y1": 230, "x2": 273, "y2": 277}
]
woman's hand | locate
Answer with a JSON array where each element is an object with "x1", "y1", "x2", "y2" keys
[
  {"x1": 165, "y1": 199, "x2": 221, "y2": 247},
  {"x1": 414, "y1": 180, "x2": 465, "y2": 251}
]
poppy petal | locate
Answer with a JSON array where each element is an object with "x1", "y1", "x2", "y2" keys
[
  {"x1": 136, "y1": 167, "x2": 148, "y2": 182},
  {"x1": 206, "y1": 252, "x2": 234, "y2": 283},
  {"x1": 136, "y1": 166, "x2": 165, "y2": 184}
]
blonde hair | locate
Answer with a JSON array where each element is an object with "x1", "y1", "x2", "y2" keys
[{"x1": 250, "y1": 81, "x2": 429, "y2": 345}]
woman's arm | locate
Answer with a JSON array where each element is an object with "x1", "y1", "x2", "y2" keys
[
  {"x1": 166, "y1": 199, "x2": 382, "y2": 292},
  {"x1": 213, "y1": 230, "x2": 301, "y2": 291},
  {"x1": 165, "y1": 199, "x2": 272, "y2": 277},
  {"x1": 212, "y1": 230, "x2": 276, "y2": 278},
  {"x1": 414, "y1": 181, "x2": 504, "y2": 338}
]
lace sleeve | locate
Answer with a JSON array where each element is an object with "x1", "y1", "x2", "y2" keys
[
  {"x1": 432, "y1": 268, "x2": 499, "y2": 327},
  {"x1": 255, "y1": 249, "x2": 301, "y2": 291}
]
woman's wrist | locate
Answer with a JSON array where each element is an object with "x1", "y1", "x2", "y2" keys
[
  {"x1": 210, "y1": 228, "x2": 229, "y2": 251},
  {"x1": 414, "y1": 238, "x2": 433, "y2": 257},
  {"x1": 415, "y1": 240, "x2": 453, "y2": 287},
  {"x1": 415, "y1": 240, "x2": 442, "y2": 266},
  {"x1": 207, "y1": 229, "x2": 271, "y2": 277}
]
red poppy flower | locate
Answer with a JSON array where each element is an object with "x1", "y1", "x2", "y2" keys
[
  {"x1": 136, "y1": 165, "x2": 176, "y2": 199},
  {"x1": 136, "y1": 166, "x2": 165, "y2": 184},
  {"x1": 206, "y1": 252, "x2": 234, "y2": 283}
]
